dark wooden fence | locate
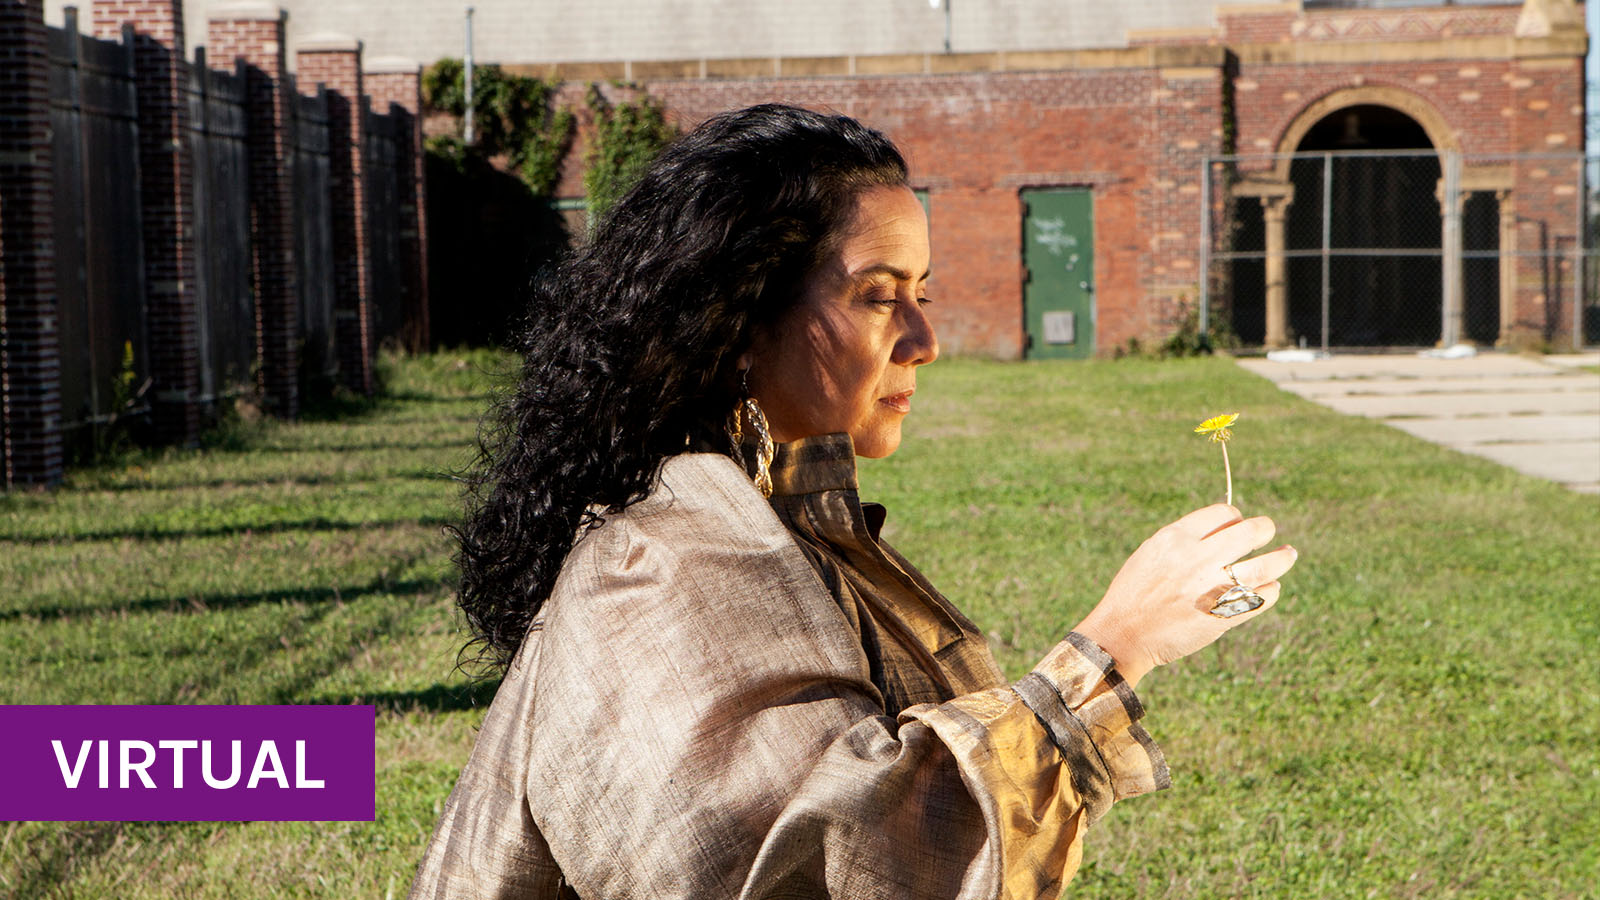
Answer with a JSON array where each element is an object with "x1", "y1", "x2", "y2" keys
[
  {"x1": 47, "y1": 20, "x2": 146, "y2": 435},
  {"x1": 364, "y1": 102, "x2": 405, "y2": 351},
  {"x1": 187, "y1": 51, "x2": 255, "y2": 415},
  {"x1": 21, "y1": 19, "x2": 421, "y2": 454},
  {"x1": 294, "y1": 84, "x2": 337, "y2": 387}
]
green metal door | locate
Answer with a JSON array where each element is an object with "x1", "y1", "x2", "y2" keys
[{"x1": 1021, "y1": 188, "x2": 1094, "y2": 359}]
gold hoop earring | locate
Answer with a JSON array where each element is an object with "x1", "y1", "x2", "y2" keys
[{"x1": 727, "y1": 369, "x2": 774, "y2": 498}]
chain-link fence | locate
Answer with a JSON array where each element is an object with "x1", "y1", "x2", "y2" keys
[{"x1": 1200, "y1": 151, "x2": 1598, "y2": 351}]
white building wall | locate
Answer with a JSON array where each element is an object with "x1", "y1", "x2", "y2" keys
[{"x1": 44, "y1": 0, "x2": 1254, "y2": 68}]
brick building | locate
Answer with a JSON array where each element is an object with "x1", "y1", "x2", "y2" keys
[
  {"x1": 36, "y1": 0, "x2": 1592, "y2": 357},
  {"x1": 519, "y1": 0, "x2": 1589, "y2": 356}
]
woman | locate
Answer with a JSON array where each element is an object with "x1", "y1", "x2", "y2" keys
[{"x1": 411, "y1": 104, "x2": 1296, "y2": 899}]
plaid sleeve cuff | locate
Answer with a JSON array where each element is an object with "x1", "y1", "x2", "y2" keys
[{"x1": 1013, "y1": 632, "x2": 1171, "y2": 824}]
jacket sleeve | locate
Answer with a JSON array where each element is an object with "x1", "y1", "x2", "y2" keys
[{"x1": 518, "y1": 457, "x2": 1167, "y2": 900}]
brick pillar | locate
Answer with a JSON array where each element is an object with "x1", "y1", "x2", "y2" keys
[
  {"x1": 90, "y1": 0, "x2": 203, "y2": 446},
  {"x1": 366, "y1": 57, "x2": 429, "y2": 354},
  {"x1": 298, "y1": 35, "x2": 373, "y2": 394},
  {"x1": 206, "y1": 2, "x2": 299, "y2": 419},
  {"x1": 0, "y1": 0, "x2": 64, "y2": 487}
]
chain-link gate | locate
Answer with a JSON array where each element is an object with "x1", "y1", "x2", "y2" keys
[{"x1": 1200, "y1": 151, "x2": 1597, "y2": 351}]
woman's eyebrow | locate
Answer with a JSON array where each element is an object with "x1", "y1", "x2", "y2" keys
[{"x1": 852, "y1": 263, "x2": 931, "y2": 283}]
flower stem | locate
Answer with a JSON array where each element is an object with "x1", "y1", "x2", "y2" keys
[{"x1": 1221, "y1": 442, "x2": 1233, "y2": 507}]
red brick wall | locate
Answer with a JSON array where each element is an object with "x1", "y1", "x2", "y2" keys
[
  {"x1": 550, "y1": 67, "x2": 1227, "y2": 358},
  {"x1": 1508, "y1": 57, "x2": 1584, "y2": 339},
  {"x1": 0, "y1": 0, "x2": 64, "y2": 486}
]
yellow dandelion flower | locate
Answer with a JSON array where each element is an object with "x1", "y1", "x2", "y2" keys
[
  {"x1": 1194, "y1": 412, "x2": 1240, "y2": 444},
  {"x1": 1193, "y1": 412, "x2": 1242, "y2": 505}
]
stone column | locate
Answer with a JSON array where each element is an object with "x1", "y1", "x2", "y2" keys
[
  {"x1": 0, "y1": 0, "x2": 64, "y2": 486},
  {"x1": 207, "y1": 2, "x2": 300, "y2": 419},
  {"x1": 1496, "y1": 190, "x2": 1517, "y2": 345},
  {"x1": 1437, "y1": 159, "x2": 1465, "y2": 347},
  {"x1": 1263, "y1": 194, "x2": 1293, "y2": 348},
  {"x1": 92, "y1": 0, "x2": 204, "y2": 445}
]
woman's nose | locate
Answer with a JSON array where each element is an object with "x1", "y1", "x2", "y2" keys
[{"x1": 893, "y1": 303, "x2": 940, "y2": 366}]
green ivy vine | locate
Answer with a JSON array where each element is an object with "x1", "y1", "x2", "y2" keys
[
  {"x1": 582, "y1": 84, "x2": 676, "y2": 223},
  {"x1": 421, "y1": 58, "x2": 574, "y2": 196}
]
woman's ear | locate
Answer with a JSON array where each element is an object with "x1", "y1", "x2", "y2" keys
[{"x1": 736, "y1": 350, "x2": 753, "y2": 371}]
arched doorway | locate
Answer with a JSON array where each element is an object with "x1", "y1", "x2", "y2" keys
[
  {"x1": 1289, "y1": 104, "x2": 1441, "y2": 346},
  {"x1": 1229, "y1": 87, "x2": 1500, "y2": 349}
]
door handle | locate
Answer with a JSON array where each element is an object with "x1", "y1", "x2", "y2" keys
[{"x1": 1079, "y1": 281, "x2": 1094, "y2": 292}]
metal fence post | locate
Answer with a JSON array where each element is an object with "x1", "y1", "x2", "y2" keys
[
  {"x1": 1575, "y1": 156, "x2": 1585, "y2": 350},
  {"x1": 1199, "y1": 157, "x2": 1210, "y2": 340},
  {"x1": 1321, "y1": 152, "x2": 1332, "y2": 352}
]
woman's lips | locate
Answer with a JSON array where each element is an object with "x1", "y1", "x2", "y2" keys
[{"x1": 880, "y1": 389, "x2": 914, "y2": 413}]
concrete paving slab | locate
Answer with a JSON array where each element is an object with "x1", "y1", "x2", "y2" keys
[
  {"x1": 1277, "y1": 375, "x2": 1597, "y2": 398},
  {"x1": 1238, "y1": 353, "x2": 1600, "y2": 492},
  {"x1": 1544, "y1": 353, "x2": 1600, "y2": 369},
  {"x1": 1465, "y1": 441, "x2": 1600, "y2": 490},
  {"x1": 1371, "y1": 414, "x2": 1600, "y2": 445},
  {"x1": 1237, "y1": 355, "x2": 1563, "y2": 382},
  {"x1": 1318, "y1": 391, "x2": 1600, "y2": 418}
]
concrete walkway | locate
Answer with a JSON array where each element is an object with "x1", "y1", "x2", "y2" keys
[{"x1": 1237, "y1": 352, "x2": 1600, "y2": 494}]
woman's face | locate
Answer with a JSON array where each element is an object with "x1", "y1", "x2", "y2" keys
[{"x1": 745, "y1": 185, "x2": 938, "y2": 459}]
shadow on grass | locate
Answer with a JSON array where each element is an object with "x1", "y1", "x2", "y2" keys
[
  {"x1": 3, "y1": 821, "x2": 129, "y2": 900},
  {"x1": 81, "y1": 468, "x2": 460, "y2": 494},
  {"x1": 0, "y1": 515, "x2": 453, "y2": 545},
  {"x1": 3, "y1": 576, "x2": 447, "y2": 623},
  {"x1": 307, "y1": 678, "x2": 502, "y2": 714},
  {"x1": 245, "y1": 439, "x2": 474, "y2": 455}
]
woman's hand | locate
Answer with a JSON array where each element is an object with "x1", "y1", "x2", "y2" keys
[{"x1": 1073, "y1": 504, "x2": 1297, "y2": 688}]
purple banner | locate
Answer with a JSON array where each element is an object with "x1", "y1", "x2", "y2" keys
[{"x1": 0, "y1": 706, "x2": 375, "y2": 821}]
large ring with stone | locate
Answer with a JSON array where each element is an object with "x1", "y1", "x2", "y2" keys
[{"x1": 1211, "y1": 564, "x2": 1265, "y2": 618}]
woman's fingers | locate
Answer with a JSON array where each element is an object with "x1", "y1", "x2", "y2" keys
[
  {"x1": 1175, "y1": 503, "x2": 1243, "y2": 538},
  {"x1": 1227, "y1": 545, "x2": 1298, "y2": 588},
  {"x1": 1201, "y1": 514, "x2": 1277, "y2": 561}
]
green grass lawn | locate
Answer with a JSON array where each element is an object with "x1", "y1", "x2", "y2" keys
[{"x1": 2, "y1": 351, "x2": 1595, "y2": 899}]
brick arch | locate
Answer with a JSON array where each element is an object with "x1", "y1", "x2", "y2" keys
[{"x1": 1269, "y1": 85, "x2": 1458, "y2": 181}]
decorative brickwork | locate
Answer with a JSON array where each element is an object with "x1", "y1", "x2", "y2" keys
[
  {"x1": 298, "y1": 38, "x2": 373, "y2": 394},
  {"x1": 91, "y1": 0, "x2": 204, "y2": 444},
  {"x1": 208, "y1": 4, "x2": 301, "y2": 418},
  {"x1": 0, "y1": 0, "x2": 64, "y2": 486}
]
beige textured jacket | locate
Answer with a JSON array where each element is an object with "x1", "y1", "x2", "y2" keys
[{"x1": 409, "y1": 433, "x2": 1168, "y2": 899}]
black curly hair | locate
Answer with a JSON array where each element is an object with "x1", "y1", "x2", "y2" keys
[{"x1": 454, "y1": 104, "x2": 910, "y2": 673}]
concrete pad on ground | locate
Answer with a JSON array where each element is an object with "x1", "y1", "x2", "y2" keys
[
  {"x1": 1317, "y1": 391, "x2": 1600, "y2": 418},
  {"x1": 1277, "y1": 375, "x2": 1597, "y2": 398},
  {"x1": 1236, "y1": 355, "x2": 1562, "y2": 382},
  {"x1": 1381, "y1": 413, "x2": 1600, "y2": 445},
  {"x1": 1238, "y1": 352, "x2": 1600, "y2": 492},
  {"x1": 1544, "y1": 353, "x2": 1600, "y2": 369},
  {"x1": 1464, "y1": 441, "x2": 1600, "y2": 492}
]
